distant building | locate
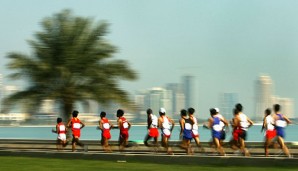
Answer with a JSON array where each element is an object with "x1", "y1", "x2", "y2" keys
[
  {"x1": 166, "y1": 83, "x2": 185, "y2": 118},
  {"x1": 134, "y1": 87, "x2": 175, "y2": 119},
  {"x1": 182, "y1": 75, "x2": 195, "y2": 109},
  {"x1": 220, "y1": 93, "x2": 239, "y2": 120},
  {"x1": 149, "y1": 87, "x2": 173, "y2": 118},
  {"x1": 254, "y1": 75, "x2": 295, "y2": 120},
  {"x1": 255, "y1": 75, "x2": 274, "y2": 121}
]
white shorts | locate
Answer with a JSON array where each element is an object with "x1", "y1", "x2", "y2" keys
[{"x1": 57, "y1": 134, "x2": 66, "y2": 141}]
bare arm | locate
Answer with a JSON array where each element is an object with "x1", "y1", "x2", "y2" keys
[
  {"x1": 128, "y1": 121, "x2": 132, "y2": 130},
  {"x1": 247, "y1": 117, "x2": 254, "y2": 128},
  {"x1": 179, "y1": 118, "x2": 184, "y2": 137},
  {"x1": 109, "y1": 121, "x2": 114, "y2": 129},
  {"x1": 67, "y1": 120, "x2": 72, "y2": 128},
  {"x1": 158, "y1": 117, "x2": 162, "y2": 129},
  {"x1": 118, "y1": 118, "x2": 122, "y2": 129},
  {"x1": 204, "y1": 117, "x2": 213, "y2": 129},
  {"x1": 80, "y1": 121, "x2": 85, "y2": 129},
  {"x1": 52, "y1": 125, "x2": 58, "y2": 133},
  {"x1": 147, "y1": 116, "x2": 152, "y2": 129},
  {"x1": 283, "y1": 115, "x2": 292, "y2": 124},
  {"x1": 170, "y1": 117, "x2": 175, "y2": 131},
  {"x1": 99, "y1": 120, "x2": 103, "y2": 130}
]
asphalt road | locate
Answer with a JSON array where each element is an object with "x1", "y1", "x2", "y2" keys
[{"x1": 1, "y1": 139, "x2": 298, "y2": 167}]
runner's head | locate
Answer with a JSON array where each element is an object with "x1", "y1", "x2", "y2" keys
[
  {"x1": 159, "y1": 108, "x2": 166, "y2": 116},
  {"x1": 57, "y1": 117, "x2": 62, "y2": 123},
  {"x1": 146, "y1": 108, "x2": 153, "y2": 115},
  {"x1": 72, "y1": 110, "x2": 79, "y2": 117},
  {"x1": 116, "y1": 109, "x2": 124, "y2": 117},
  {"x1": 100, "y1": 111, "x2": 106, "y2": 118},
  {"x1": 265, "y1": 108, "x2": 271, "y2": 116},
  {"x1": 187, "y1": 107, "x2": 195, "y2": 115},
  {"x1": 233, "y1": 108, "x2": 239, "y2": 116},
  {"x1": 273, "y1": 104, "x2": 281, "y2": 112},
  {"x1": 210, "y1": 108, "x2": 217, "y2": 116},
  {"x1": 235, "y1": 103, "x2": 243, "y2": 112},
  {"x1": 180, "y1": 109, "x2": 187, "y2": 117}
]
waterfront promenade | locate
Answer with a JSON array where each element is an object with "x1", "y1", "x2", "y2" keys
[{"x1": 1, "y1": 139, "x2": 298, "y2": 167}]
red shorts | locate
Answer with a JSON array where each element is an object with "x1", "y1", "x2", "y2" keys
[
  {"x1": 120, "y1": 131, "x2": 129, "y2": 140},
  {"x1": 102, "y1": 130, "x2": 111, "y2": 140},
  {"x1": 266, "y1": 129, "x2": 276, "y2": 139},
  {"x1": 233, "y1": 129, "x2": 242, "y2": 141},
  {"x1": 72, "y1": 130, "x2": 81, "y2": 138},
  {"x1": 192, "y1": 130, "x2": 199, "y2": 138},
  {"x1": 149, "y1": 128, "x2": 159, "y2": 138}
]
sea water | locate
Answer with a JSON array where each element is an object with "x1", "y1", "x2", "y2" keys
[{"x1": 0, "y1": 124, "x2": 297, "y2": 142}]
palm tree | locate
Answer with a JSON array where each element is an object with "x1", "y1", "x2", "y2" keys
[{"x1": 3, "y1": 9, "x2": 138, "y2": 123}]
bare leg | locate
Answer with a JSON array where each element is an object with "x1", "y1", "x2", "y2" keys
[
  {"x1": 102, "y1": 137, "x2": 112, "y2": 152},
  {"x1": 239, "y1": 138, "x2": 250, "y2": 156},
  {"x1": 214, "y1": 138, "x2": 225, "y2": 156},
  {"x1": 264, "y1": 138, "x2": 273, "y2": 157},
  {"x1": 144, "y1": 134, "x2": 152, "y2": 146},
  {"x1": 193, "y1": 137, "x2": 204, "y2": 152},
  {"x1": 277, "y1": 136, "x2": 290, "y2": 157}
]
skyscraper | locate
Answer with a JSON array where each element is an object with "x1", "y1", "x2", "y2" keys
[
  {"x1": 182, "y1": 75, "x2": 195, "y2": 109},
  {"x1": 146, "y1": 87, "x2": 173, "y2": 118},
  {"x1": 166, "y1": 83, "x2": 185, "y2": 118},
  {"x1": 255, "y1": 75, "x2": 273, "y2": 120},
  {"x1": 220, "y1": 93, "x2": 239, "y2": 120}
]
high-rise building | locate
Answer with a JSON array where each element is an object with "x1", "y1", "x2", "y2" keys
[
  {"x1": 149, "y1": 87, "x2": 173, "y2": 117},
  {"x1": 255, "y1": 75, "x2": 295, "y2": 120},
  {"x1": 182, "y1": 75, "x2": 195, "y2": 109},
  {"x1": 166, "y1": 83, "x2": 185, "y2": 117},
  {"x1": 255, "y1": 75, "x2": 273, "y2": 121},
  {"x1": 220, "y1": 93, "x2": 239, "y2": 120}
]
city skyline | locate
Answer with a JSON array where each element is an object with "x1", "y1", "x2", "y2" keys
[
  {"x1": 0, "y1": 72, "x2": 296, "y2": 122},
  {"x1": 255, "y1": 75, "x2": 294, "y2": 120},
  {"x1": 1, "y1": 1, "x2": 298, "y2": 119}
]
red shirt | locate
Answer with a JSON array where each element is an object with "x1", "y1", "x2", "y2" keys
[
  {"x1": 57, "y1": 123, "x2": 66, "y2": 134},
  {"x1": 71, "y1": 118, "x2": 81, "y2": 137},
  {"x1": 119, "y1": 117, "x2": 129, "y2": 133},
  {"x1": 101, "y1": 117, "x2": 111, "y2": 139}
]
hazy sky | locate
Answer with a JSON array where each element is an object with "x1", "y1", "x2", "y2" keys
[{"x1": 1, "y1": 0, "x2": 298, "y2": 118}]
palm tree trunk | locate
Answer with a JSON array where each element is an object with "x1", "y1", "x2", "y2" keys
[{"x1": 62, "y1": 101, "x2": 73, "y2": 139}]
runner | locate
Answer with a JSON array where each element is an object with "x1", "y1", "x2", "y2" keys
[
  {"x1": 158, "y1": 107, "x2": 175, "y2": 155},
  {"x1": 234, "y1": 103, "x2": 254, "y2": 156},
  {"x1": 52, "y1": 117, "x2": 68, "y2": 150},
  {"x1": 99, "y1": 111, "x2": 113, "y2": 152},
  {"x1": 188, "y1": 107, "x2": 204, "y2": 152},
  {"x1": 179, "y1": 109, "x2": 193, "y2": 155},
  {"x1": 117, "y1": 109, "x2": 131, "y2": 151},
  {"x1": 273, "y1": 104, "x2": 292, "y2": 157},
  {"x1": 261, "y1": 108, "x2": 277, "y2": 157},
  {"x1": 214, "y1": 108, "x2": 229, "y2": 145},
  {"x1": 67, "y1": 110, "x2": 86, "y2": 152},
  {"x1": 144, "y1": 108, "x2": 159, "y2": 149},
  {"x1": 205, "y1": 108, "x2": 228, "y2": 156},
  {"x1": 230, "y1": 108, "x2": 241, "y2": 151}
]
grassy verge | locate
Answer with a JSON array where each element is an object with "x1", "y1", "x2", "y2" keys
[{"x1": 0, "y1": 156, "x2": 297, "y2": 171}]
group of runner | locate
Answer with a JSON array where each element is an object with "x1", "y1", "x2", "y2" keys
[
  {"x1": 52, "y1": 103, "x2": 292, "y2": 157},
  {"x1": 52, "y1": 109, "x2": 131, "y2": 152}
]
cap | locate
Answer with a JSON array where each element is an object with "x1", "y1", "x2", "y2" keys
[
  {"x1": 214, "y1": 108, "x2": 220, "y2": 113},
  {"x1": 159, "y1": 108, "x2": 166, "y2": 114}
]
